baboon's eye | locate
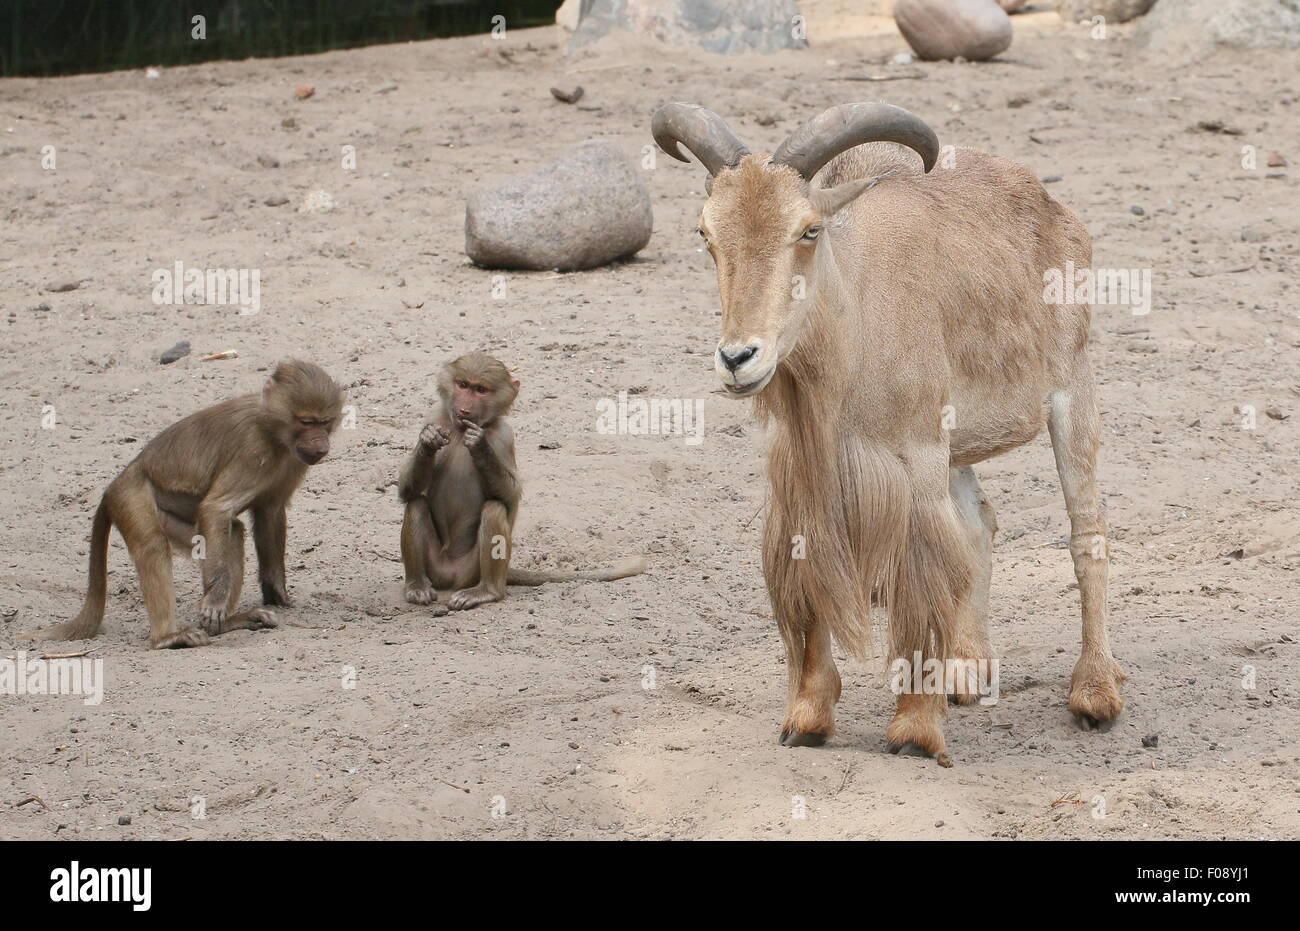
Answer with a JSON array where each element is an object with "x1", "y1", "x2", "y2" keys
[
  {"x1": 697, "y1": 228, "x2": 707, "y2": 239},
  {"x1": 456, "y1": 380, "x2": 469, "y2": 390},
  {"x1": 801, "y1": 225, "x2": 822, "y2": 242}
]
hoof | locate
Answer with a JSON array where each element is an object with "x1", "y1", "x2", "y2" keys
[
  {"x1": 779, "y1": 727, "x2": 827, "y2": 748},
  {"x1": 887, "y1": 741, "x2": 954, "y2": 768},
  {"x1": 1073, "y1": 712, "x2": 1116, "y2": 733}
]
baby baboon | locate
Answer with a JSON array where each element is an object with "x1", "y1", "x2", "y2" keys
[
  {"x1": 30, "y1": 360, "x2": 344, "y2": 649},
  {"x1": 399, "y1": 352, "x2": 645, "y2": 610}
]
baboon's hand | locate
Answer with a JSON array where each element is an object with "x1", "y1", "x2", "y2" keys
[
  {"x1": 462, "y1": 421, "x2": 484, "y2": 449},
  {"x1": 419, "y1": 424, "x2": 450, "y2": 453}
]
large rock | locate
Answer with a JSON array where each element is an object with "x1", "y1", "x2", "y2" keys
[
  {"x1": 1054, "y1": 0, "x2": 1156, "y2": 24},
  {"x1": 894, "y1": 0, "x2": 1013, "y2": 61},
  {"x1": 1136, "y1": 0, "x2": 1300, "y2": 59},
  {"x1": 464, "y1": 141, "x2": 652, "y2": 271},
  {"x1": 570, "y1": 0, "x2": 809, "y2": 54}
]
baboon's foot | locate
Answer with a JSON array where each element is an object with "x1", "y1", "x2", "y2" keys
[
  {"x1": 198, "y1": 600, "x2": 229, "y2": 634},
  {"x1": 261, "y1": 583, "x2": 295, "y2": 608},
  {"x1": 219, "y1": 608, "x2": 278, "y2": 634},
  {"x1": 404, "y1": 585, "x2": 437, "y2": 606},
  {"x1": 1069, "y1": 654, "x2": 1126, "y2": 731},
  {"x1": 886, "y1": 697, "x2": 952, "y2": 767},
  {"x1": 446, "y1": 586, "x2": 502, "y2": 611},
  {"x1": 151, "y1": 627, "x2": 211, "y2": 649},
  {"x1": 25, "y1": 622, "x2": 81, "y2": 642}
]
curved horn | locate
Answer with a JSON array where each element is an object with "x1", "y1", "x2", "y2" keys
[
  {"x1": 772, "y1": 103, "x2": 940, "y2": 180},
  {"x1": 651, "y1": 103, "x2": 750, "y2": 177}
]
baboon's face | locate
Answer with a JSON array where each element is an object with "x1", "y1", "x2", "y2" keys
[{"x1": 698, "y1": 158, "x2": 822, "y2": 398}]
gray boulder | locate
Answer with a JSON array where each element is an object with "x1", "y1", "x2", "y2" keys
[
  {"x1": 894, "y1": 0, "x2": 1013, "y2": 61},
  {"x1": 465, "y1": 140, "x2": 653, "y2": 271},
  {"x1": 1054, "y1": 0, "x2": 1156, "y2": 24},
  {"x1": 1136, "y1": 0, "x2": 1300, "y2": 58},
  {"x1": 570, "y1": 0, "x2": 808, "y2": 54}
]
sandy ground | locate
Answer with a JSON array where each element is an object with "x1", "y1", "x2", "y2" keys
[{"x1": 1, "y1": 9, "x2": 1298, "y2": 840}]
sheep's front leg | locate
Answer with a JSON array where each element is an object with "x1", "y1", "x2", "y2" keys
[
  {"x1": 884, "y1": 469, "x2": 972, "y2": 767},
  {"x1": 779, "y1": 615, "x2": 841, "y2": 747}
]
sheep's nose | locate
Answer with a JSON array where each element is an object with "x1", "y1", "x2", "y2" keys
[{"x1": 718, "y1": 345, "x2": 758, "y2": 373}]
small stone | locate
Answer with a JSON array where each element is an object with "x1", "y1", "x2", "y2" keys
[
  {"x1": 1055, "y1": 1, "x2": 1155, "y2": 25},
  {"x1": 1267, "y1": 152, "x2": 1287, "y2": 167},
  {"x1": 295, "y1": 84, "x2": 315, "y2": 100},
  {"x1": 264, "y1": 195, "x2": 290, "y2": 207},
  {"x1": 1130, "y1": 205, "x2": 1145, "y2": 215},
  {"x1": 299, "y1": 190, "x2": 335, "y2": 213},
  {"x1": 257, "y1": 154, "x2": 280, "y2": 169},
  {"x1": 550, "y1": 85, "x2": 584, "y2": 104},
  {"x1": 1141, "y1": 734, "x2": 1159, "y2": 748},
  {"x1": 159, "y1": 341, "x2": 191, "y2": 365},
  {"x1": 1264, "y1": 407, "x2": 1288, "y2": 421},
  {"x1": 46, "y1": 280, "x2": 82, "y2": 293},
  {"x1": 1042, "y1": 175, "x2": 1062, "y2": 183},
  {"x1": 281, "y1": 117, "x2": 298, "y2": 130},
  {"x1": 117, "y1": 815, "x2": 132, "y2": 825}
]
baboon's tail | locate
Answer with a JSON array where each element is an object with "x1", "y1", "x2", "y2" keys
[
  {"x1": 30, "y1": 498, "x2": 112, "y2": 642},
  {"x1": 507, "y1": 555, "x2": 647, "y2": 586}
]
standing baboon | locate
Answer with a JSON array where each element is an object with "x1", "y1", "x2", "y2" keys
[{"x1": 30, "y1": 360, "x2": 344, "y2": 649}]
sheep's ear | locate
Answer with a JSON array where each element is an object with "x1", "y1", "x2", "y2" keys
[{"x1": 809, "y1": 177, "x2": 875, "y2": 217}]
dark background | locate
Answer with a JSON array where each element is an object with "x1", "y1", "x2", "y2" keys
[{"x1": 0, "y1": 0, "x2": 565, "y2": 77}]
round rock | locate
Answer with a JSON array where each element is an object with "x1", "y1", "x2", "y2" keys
[
  {"x1": 894, "y1": 0, "x2": 1013, "y2": 61},
  {"x1": 465, "y1": 140, "x2": 652, "y2": 271}
]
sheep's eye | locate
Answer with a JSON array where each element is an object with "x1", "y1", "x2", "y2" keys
[{"x1": 801, "y1": 226, "x2": 822, "y2": 242}]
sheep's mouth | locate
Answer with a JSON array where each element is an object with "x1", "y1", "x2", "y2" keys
[{"x1": 723, "y1": 367, "x2": 775, "y2": 397}]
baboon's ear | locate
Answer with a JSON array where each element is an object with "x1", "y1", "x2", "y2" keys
[
  {"x1": 809, "y1": 177, "x2": 875, "y2": 218},
  {"x1": 511, "y1": 378, "x2": 521, "y2": 394}
]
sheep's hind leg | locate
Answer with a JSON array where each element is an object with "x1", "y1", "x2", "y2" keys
[
  {"x1": 1048, "y1": 376, "x2": 1125, "y2": 730},
  {"x1": 947, "y1": 466, "x2": 997, "y2": 706}
]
